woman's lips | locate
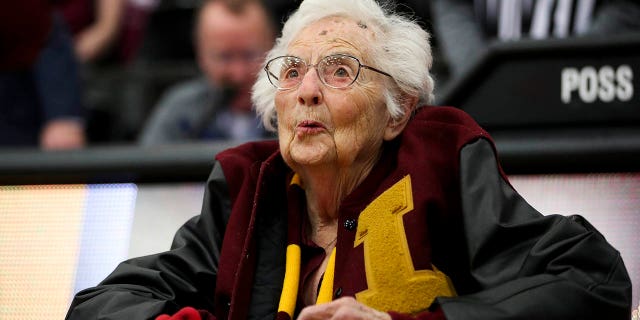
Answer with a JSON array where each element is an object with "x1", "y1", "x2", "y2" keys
[{"x1": 296, "y1": 120, "x2": 326, "y2": 136}]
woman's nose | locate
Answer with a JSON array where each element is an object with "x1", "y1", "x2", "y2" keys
[{"x1": 297, "y1": 68, "x2": 323, "y2": 106}]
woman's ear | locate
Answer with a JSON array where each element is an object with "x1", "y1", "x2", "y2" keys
[{"x1": 383, "y1": 95, "x2": 418, "y2": 141}]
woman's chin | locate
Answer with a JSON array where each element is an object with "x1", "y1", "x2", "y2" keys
[{"x1": 289, "y1": 144, "x2": 333, "y2": 168}]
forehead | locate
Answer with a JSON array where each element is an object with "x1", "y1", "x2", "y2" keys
[{"x1": 288, "y1": 16, "x2": 376, "y2": 59}]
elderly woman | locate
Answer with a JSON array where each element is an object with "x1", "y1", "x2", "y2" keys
[{"x1": 66, "y1": 0, "x2": 631, "y2": 319}]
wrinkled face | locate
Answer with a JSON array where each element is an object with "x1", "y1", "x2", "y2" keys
[
  {"x1": 276, "y1": 17, "x2": 393, "y2": 171},
  {"x1": 197, "y1": 1, "x2": 273, "y2": 109}
]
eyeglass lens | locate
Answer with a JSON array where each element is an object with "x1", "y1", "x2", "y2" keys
[{"x1": 268, "y1": 55, "x2": 361, "y2": 89}]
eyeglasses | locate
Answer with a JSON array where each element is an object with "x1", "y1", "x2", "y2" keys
[{"x1": 264, "y1": 54, "x2": 393, "y2": 90}]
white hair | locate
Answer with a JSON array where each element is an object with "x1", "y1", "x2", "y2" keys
[{"x1": 252, "y1": 0, "x2": 434, "y2": 131}]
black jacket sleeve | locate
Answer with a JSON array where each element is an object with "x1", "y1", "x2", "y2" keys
[
  {"x1": 65, "y1": 162, "x2": 231, "y2": 320},
  {"x1": 437, "y1": 139, "x2": 632, "y2": 319}
]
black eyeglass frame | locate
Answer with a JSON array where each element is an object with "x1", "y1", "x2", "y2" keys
[{"x1": 264, "y1": 54, "x2": 393, "y2": 90}]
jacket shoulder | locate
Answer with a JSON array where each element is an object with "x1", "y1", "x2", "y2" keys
[
  {"x1": 405, "y1": 106, "x2": 492, "y2": 148},
  {"x1": 214, "y1": 140, "x2": 280, "y2": 200},
  {"x1": 412, "y1": 106, "x2": 487, "y2": 135}
]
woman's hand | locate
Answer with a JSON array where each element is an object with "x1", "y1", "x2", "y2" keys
[{"x1": 298, "y1": 297, "x2": 391, "y2": 320}]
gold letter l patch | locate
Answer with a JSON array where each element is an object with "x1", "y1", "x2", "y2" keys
[{"x1": 354, "y1": 175, "x2": 455, "y2": 314}]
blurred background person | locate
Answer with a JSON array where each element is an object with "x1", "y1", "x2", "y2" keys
[
  {"x1": 0, "y1": 0, "x2": 86, "y2": 150},
  {"x1": 430, "y1": 0, "x2": 640, "y2": 83},
  {"x1": 56, "y1": 0, "x2": 156, "y2": 65},
  {"x1": 138, "y1": 0, "x2": 276, "y2": 145},
  {"x1": 53, "y1": 0, "x2": 159, "y2": 145},
  {"x1": 57, "y1": 0, "x2": 127, "y2": 64}
]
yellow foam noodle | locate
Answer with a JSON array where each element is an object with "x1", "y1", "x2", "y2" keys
[
  {"x1": 278, "y1": 244, "x2": 301, "y2": 316},
  {"x1": 315, "y1": 247, "x2": 336, "y2": 304}
]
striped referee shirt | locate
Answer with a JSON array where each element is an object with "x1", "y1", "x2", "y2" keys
[{"x1": 475, "y1": 0, "x2": 596, "y2": 40}]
